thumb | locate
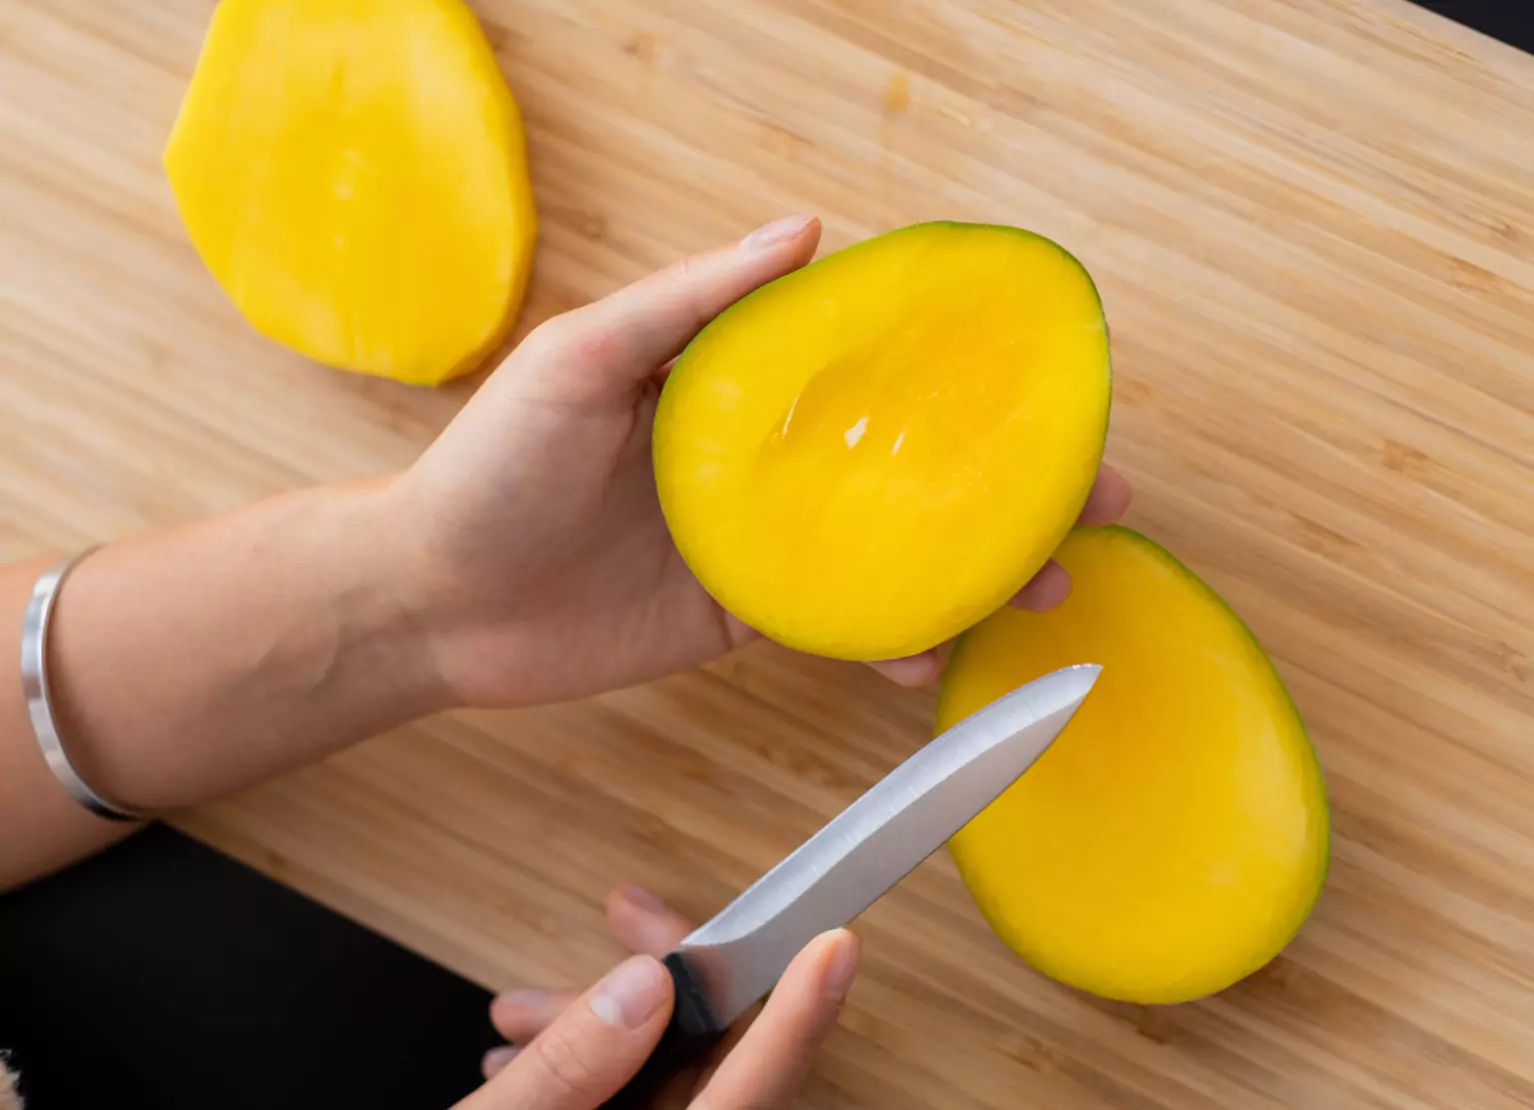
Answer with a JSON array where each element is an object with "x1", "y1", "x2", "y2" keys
[
  {"x1": 517, "y1": 215, "x2": 821, "y2": 401},
  {"x1": 457, "y1": 955, "x2": 673, "y2": 1110}
]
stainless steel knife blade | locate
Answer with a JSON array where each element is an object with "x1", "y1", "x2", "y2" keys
[{"x1": 679, "y1": 662, "x2": 1100, "y2": 1027}]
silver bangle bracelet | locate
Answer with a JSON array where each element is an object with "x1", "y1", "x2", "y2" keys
[{"x1": 20, "y1": 546, "x2": 146, "y2": 823}]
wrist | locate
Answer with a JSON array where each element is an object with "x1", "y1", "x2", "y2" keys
[
  {"x1": 374, "y1": 466, "x2": 524, "y2": 710},
  {"x1": 46, "y1": 480, "x2": 457, "y2": 811},
  {"x1": 288, "y1": 477, "x2": 463, "y2": 722}
]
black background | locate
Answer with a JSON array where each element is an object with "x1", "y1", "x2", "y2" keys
[
  {"x1": 1414, "y1": 1, "x2": 1531, "y2": 51},
  {"x1": 0, "y1": 827, "x2": 499, "y2": 1109},
  {"x1": 1, "y1": 5, "x2": 1527, "y2": 1108}
]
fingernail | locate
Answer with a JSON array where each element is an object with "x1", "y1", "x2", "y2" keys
[
  {"x1": 742, "y1": 215, "x2": 813, "y2": 251},
  {"x1": 821, "y1": 930, "x2": 861, "y2": 1001},
  {"x1": 482, "y1": 1045, "x2": 520, "y2": 1078},
  {"x1": 619, "y1": 884, "x2": 667, "y2": 912},
  {"x1": 494, "y1": 988, "x2": 548, "y2": 1009},
  {"x1": 588, "y1": 955, "x2": 668, "y2": 1029}
]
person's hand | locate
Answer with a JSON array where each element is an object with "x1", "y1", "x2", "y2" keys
[
  {"x1": 391, "y1": 215, "x2": 1131, "y2": 707},
  {"x1": 455, "y1": 885, "x2": 859, "y2": 1110}
]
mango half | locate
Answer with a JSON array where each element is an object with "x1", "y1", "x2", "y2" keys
[
  {"x1": 940, "y1": 526, "x2": 1329, "y2": 1004},
  {"x1": 165, "y1": 0, "x2": 537, "y2": 386},
  {"x1": 654, "y1": 222, "x2": 1111, "y2": 660}
]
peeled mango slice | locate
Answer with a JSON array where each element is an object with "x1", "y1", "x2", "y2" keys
[
  {"x1": 653, "y1": 222, "x2": 1111, "y2": 660},
  {"x1": 165, "y1": 0, "x2": 537, "y2": 386},
  {"x1": 940, "y1": 526, "x2": 1329, "y2": 1004}
]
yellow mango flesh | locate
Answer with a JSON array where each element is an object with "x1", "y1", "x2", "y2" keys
[
  {"x1": 940, "y1": 527, "x2": 1329, "y2": 1003},
  {"x1": 165, "y1": 0, "x2": 537, "y2": 386},
  {"x1": 654, "y1": 223, "x2": 1111, "y2": 660}
]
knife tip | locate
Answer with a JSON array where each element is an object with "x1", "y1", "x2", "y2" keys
[{"x1": 1062, "y1": 662, "x2": 1103, "y2": 703}]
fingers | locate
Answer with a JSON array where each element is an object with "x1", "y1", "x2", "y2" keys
[
  {"x1": 481, "y1": 1045, "x2": 521, "y2": 1080},
  {"x1": 869, "y1": 557, "x2": 1068, "y2": 686},
  {"x1": 1003, "y1": 464, "x2": 1130, "y2": 612},
  {"x1": 524, "y1": 216, "x2": 821, "y2": 400},
  {"x1": 602, "y1": 886, "x2": 707, "y2": 1107},
  {"x1": 484, "y1": 884, "x2": 692, "y2": 1077},
  {"x1": 607, "y1": 883, "x2": 695, "y2": 957},
  {"x1": 1000, "y1": 466, "x2": 1130, "y2": 613},
  {"x1": 1007, "y1": 559, "x2": 1071, "y2": 611},
  {"x1": 1077, "y1": 463, "x2": 1132, "y2": 525},
  {"x1": 489, "y1": 988, "x2": 579, "y2": 1050},
  {"x1": 865, "y1": 464, "x2": 1132, "y2": 686},
  {"x1": 466, "y1": 955, "x2": 674, "y2": 1110},
  {"x1": 868, "y1": 558, "x2": 1066, "y2": 686},
  {"x1": 867, "y1": 648, "x2": 946, "y2": 688},
  {"x1": 689, "y1": 929, "x2": 860, "y2": 1110}
]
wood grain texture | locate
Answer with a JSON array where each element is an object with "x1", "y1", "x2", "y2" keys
[{"x1": 3, "y1": 0, "x2": 1533, "y2": 1106}]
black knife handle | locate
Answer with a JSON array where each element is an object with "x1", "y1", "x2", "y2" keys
[{"x1": 599, "y1": 952, "x2": 727, "y2": 1109}]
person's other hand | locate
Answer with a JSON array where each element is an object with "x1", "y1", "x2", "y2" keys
[
  {"x1": 456, "y1": 884, "x2": 859, "y2": 1110},
  {"x1": 393, "y1": 215, "x2": 1131, "y2": 707}
]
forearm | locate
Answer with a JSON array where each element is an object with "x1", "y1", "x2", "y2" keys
[{"x1": 0, "y1": 480, "x2": 451, "y2": 888}]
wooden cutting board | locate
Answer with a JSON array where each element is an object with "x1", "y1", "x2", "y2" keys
[{"x1": 3, "y1": 1, "x2": 1532, "y2": 1106}]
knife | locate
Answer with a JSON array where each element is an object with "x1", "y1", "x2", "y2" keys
[{"x1": 601, "y1": 661, "x2": 1101, "y2": 1108}]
